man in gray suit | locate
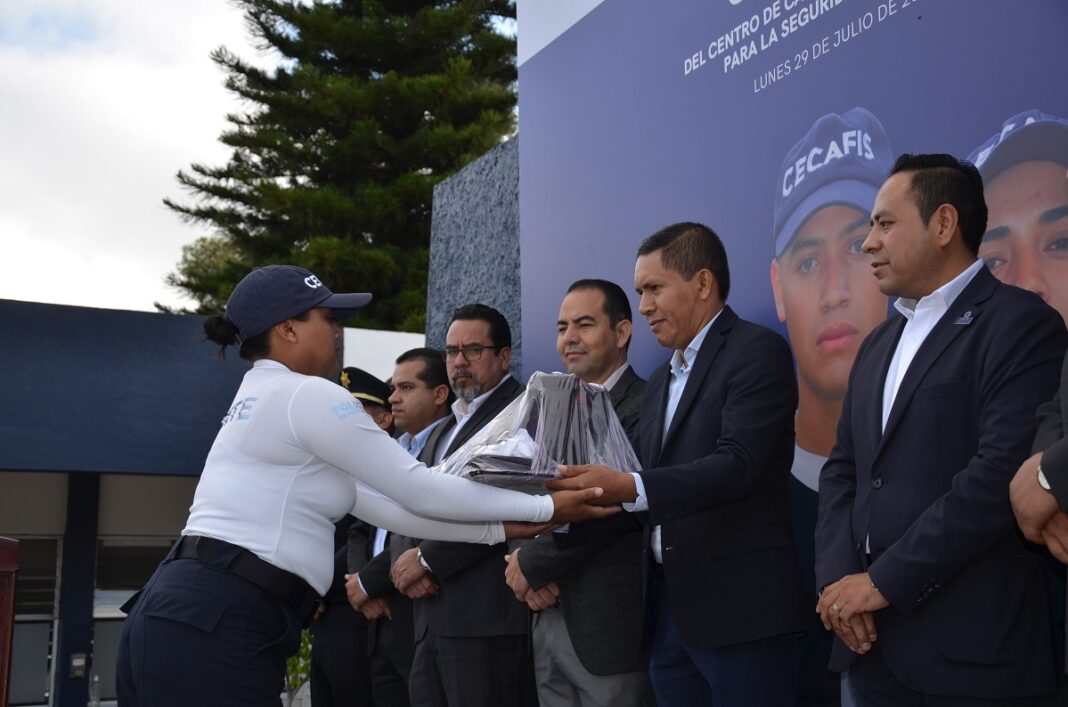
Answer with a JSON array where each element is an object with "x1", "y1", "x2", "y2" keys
[
  {"x1": 504, "y1": 279, "x2": 651, "y2": 707},
  {"x1": 387, "y1": 304, "x2": 531, "y2": 707}
]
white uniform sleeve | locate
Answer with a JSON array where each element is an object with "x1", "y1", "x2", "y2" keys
[
  {"x1": 351, "y1": 481, "x2": 505, "y2": 544},
  {"x1": 288, "y1": 377, "x2": 554, "y2": 525}
]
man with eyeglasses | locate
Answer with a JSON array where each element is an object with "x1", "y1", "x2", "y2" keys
[{"x1": 389, "y1": 304, "x2": 533, "y2": 707}]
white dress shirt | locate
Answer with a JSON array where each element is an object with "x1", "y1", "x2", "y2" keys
[
  {"x1": 881, "y1": 259, "x2": 983, "y2": 430},
  {"x1": 624, "y1": 310, "x2": 723, "y2": 563}
]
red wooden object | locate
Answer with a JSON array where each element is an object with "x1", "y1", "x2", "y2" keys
[{"x1": 0, "y1": 537, "x2": 18, "y2": 707}]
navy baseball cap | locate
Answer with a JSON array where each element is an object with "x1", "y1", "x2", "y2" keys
[
  {"x1": 968, "y1": 109, "x2": 1068, "y2": 184},
  {"x1": 773, "y1": 107, "x2": 893, "y2": 258},
  {"x1": 225, "y1": 265, "x2": 372, "y2": 341}
]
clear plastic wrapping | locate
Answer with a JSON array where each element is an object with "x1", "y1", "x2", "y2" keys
[{"x1": 437, "y1": 372, "x2": 642, "y2": 494}]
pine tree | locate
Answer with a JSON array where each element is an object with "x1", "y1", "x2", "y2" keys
[{"x1": 163, "y1": 0, "x2": 516, "y2": 331}]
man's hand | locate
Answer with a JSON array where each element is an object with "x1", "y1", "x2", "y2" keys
[
  {"x1": 828, "y1": 610, "x2": 877, "y2": 654},
  {"x1": 545, "y1": 486, "x2": 622, "y2": 523},
  {"x1": 391, "y1": 548, "x2": 428, "y2": 593},
  {"x1": 523, "y1": 582, "x2": 560, "y2": 612},
  {"x1": 360, "y1": 597, "x2": 392, "y2": 621},
  {"x1": 402, "y1": 574, "x2": 439, "y2": 599},
  {"x1": 816, "y1": 573, "x2": 888, "y2": 654},
  {"x1": 1042, "y1": 512, "x2": 1068, "y2": 564},
  {"x1": 504, "y1": 549, "x2": 531, "y2": 602},
  {"x1": 545, "y1": 464, "x2": 638, "y2": 506},
  {"x1": 344, "y1": 573, "x2": 368, "y2": 611},
  {"x1": 1010, "y1": 452, "x2": 1059, "y2": 544}
]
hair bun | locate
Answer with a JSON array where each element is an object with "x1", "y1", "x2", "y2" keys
[{"x1": 203, "y1": 315, "x2": 240, "y2": 347}]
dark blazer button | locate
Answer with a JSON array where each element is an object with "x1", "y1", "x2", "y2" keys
[{"x1": 871, "y1": 478, "x2": 884, "y2": 489}]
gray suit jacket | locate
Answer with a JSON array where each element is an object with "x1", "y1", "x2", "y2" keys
[
  {"x1": 398, "y1": 376, "x2": 530, "y2": 639},
  {"x1": 517, "y1": 366, "x2": 648, "y2": 676}
]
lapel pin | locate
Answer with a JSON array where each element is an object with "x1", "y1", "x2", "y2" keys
[{"x1": 954, "y1": 310, "x2": 973, "y2": 326}]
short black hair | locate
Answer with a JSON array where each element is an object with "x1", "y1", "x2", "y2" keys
[
  {"x1": 637, "y1": 222, "x2": 731, "y2": 301},
  {"x1": 395, "y1": 347, "x2": 455, "y2": 405},
  {"x1": 890, "y1": 154, "x2": 988, "y2": 256},
  {"x1": 448, "y1": 304, "x2": 511, "y2": 349},
  {"x1": 566, "y1": 279, "x2": 633, "y2": 328}
]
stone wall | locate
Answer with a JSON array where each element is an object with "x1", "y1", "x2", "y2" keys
[{"x1": 426, "y1": 137, "x2": 522, "y2": 374}]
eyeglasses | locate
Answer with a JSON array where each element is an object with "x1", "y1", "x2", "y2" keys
[{"x1": 443, "y1": 343, "x2": 503, "y2": 361}]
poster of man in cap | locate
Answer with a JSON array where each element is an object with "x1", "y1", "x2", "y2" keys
[{"x1": 970, "y1": 109, "x2": 1068, "y2": 325}]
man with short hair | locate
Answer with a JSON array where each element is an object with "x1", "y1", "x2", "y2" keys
[
  {"x1": 347, "y1": 349, "x2": 454, "y2": 707},
  {"x1": 770, "y1": 107, "x2": 892, "y2": 707},
  {"x1": 549, "y1": 223, "x2": 808, "y2": 706},
  {"x1": 815, "y1": 154, "x2": 1067, "y2": 704},
  {"x1": 505, "y1": 278, "x2": 649, "y2": 707},
  {"x1": 970, "y1": 109, "x2": 1068, "y2": 325},
  {"x1": 389, "y1": 305, "x2": 531, "y2": 707}
]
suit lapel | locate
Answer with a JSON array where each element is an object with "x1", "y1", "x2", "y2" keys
[
  {"x1": 421, "y1": 416, "x2": 455, "y2": 465},
  {"x1": 445, "y1": 376, "x2": 521, "y2": 457},
  {"x1": 661, "y1": 307, "x2": 735, "y2": 452},
  {"x1": 609, "y1": 367, "x2": 635, "y2": 410},
  {"x1": 876, "y1": 268, "x2": 996, "y2": 457},
  {"x1": 642, "y1": 366, "x2": 671, "y2": 468}
]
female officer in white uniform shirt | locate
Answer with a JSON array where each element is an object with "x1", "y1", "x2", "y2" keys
[{"x1": 115, "y1": 265, "x2": 611, "y2": 706}]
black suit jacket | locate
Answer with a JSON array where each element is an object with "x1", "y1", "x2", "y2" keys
[
  {"x1": 816, "y1": 267, "x2": 1067, "y2": 697},
  {"x1": 1037, "y1": 351, "x2": 1068, "y2": 509},
  {"x1": 518, "y1": 365, "x2": 647, "y2": 676},
  {"x1": 401, "y1": 376, "x2": 530, "y2": 639},
  {"x1": 638, "y1": 306, "x2": 807, "y2": 650}
]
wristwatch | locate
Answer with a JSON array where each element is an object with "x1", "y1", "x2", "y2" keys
[
  {"x1": 417, "y1": 548, "x2": 433, "y2": 574},
  {"x1": 1038, "y1": 462, "x2": 1052, "y2": 493}
]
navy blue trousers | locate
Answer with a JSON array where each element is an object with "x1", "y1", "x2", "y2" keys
[
  {"x1": 116, "y1": 545, "x2": 303, "y2": 706},
  {"x1": 648, "y1": 574, "x2": 799, "y2": 707}
]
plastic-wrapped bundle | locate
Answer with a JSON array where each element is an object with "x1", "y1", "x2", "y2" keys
[{"x1": 436, "y1": 372, "x2": 641, "y2": 494}]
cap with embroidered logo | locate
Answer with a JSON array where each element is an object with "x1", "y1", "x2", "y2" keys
[
  {"x1": 968, "y1": 109, "x2": 1068, "y2": 184},
  {"x1": 225, "y1": 265, "x2": 372, "y2": 341},
  {"x1": 773, "y1": 107, "x2": 893, "y2": 258}
]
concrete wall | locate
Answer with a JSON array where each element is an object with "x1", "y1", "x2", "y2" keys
[{"x1": 427, "y1": 137, "x2": 522, "y2": 375}]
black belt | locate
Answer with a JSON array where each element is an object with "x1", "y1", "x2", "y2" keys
[{"x1": 175, "y1": 535, "x2": 320, "y2": 623}]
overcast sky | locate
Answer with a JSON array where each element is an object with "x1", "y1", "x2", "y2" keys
[{"x1": 0, "y1": 0, "x2": 265, "y2": 312}]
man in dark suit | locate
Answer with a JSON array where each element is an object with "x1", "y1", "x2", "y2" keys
[
  {"x1": 549, "y1": 223, "x2": 808, "y2": 706},
  {"x1": 386, "y1": 304, "x2": 530, "y2": 707},
  {"x1": 1012, "y1": 350, "x2": 1068, "y2": 561},
  {"x1": 347, "y1": 349, "x2": 455, "y2": 707},
  {"x1": 1011, "y1": 350, "x2": 1068, "y2": 703},
  {"x1": 815, "y1": 154, "x2": 1068, "y2": 705},
  {"x1": 504, "y1": 279, "x2": 650, "y2": 706}
]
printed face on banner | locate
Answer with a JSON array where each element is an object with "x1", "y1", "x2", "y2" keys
[
  {"x1": 771, "y1": 204, "x2": 887, "y2": 402},
  {"x1": 980, "y1": 160, "x2": 1068, "y2": 325}
]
